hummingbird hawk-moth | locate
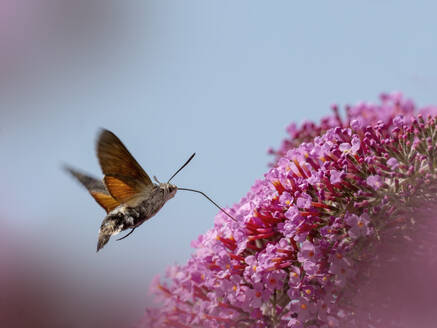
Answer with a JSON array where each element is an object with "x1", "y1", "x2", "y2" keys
[{"x1": 65, "y1": 129, "x2": 235, "y2": 252}]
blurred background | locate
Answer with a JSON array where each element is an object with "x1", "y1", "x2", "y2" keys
[{"x1": 1, "y1": 1, "x2": 437, "y2": 327}]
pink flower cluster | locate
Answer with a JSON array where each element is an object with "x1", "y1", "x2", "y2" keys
[
  {"x1": 269, "y1": 92, "x2": 437, "y2": 164},
  {"x1": 141, "y1": 93, "x2": 437, "y2": 327}
]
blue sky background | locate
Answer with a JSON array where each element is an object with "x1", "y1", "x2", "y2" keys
[{"x1": 2, "y1": 1, "x2": 437, "y2": 326}]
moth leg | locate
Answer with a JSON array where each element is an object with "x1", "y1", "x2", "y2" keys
[{"x1": 116, "y1": 228, "x2": 136, "y2": 241}]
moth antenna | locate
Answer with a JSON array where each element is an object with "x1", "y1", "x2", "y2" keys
[
  {"x1": 117, "y1": 228, "x2": 136, "y2": 241},
  {"x1": 167, "y1": 153, "x2": 196, "y2": 183},
  {"x1": 178, "y1": 187, "x2": 237, "y2": 222}
]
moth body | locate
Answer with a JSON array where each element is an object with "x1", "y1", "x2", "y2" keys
[{"x1": 97, "y1": 183, "x2": 177, "y2": 251}]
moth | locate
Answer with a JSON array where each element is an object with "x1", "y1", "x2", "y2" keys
[{"x1": 65, "y1": 129, "x2": 235, "y2": 251}]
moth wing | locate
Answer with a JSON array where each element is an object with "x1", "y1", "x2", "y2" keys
[
  {"x1": 90, "y1": 191, "x2": 120, "y2": 212},
  {"x1": 64, "y1": 165, "x2": 106, "y2": 191},
  {"x1": 96, "y1": 129, "x2": 153, "y2": 194},
  {"x1": 103, "y1": 175, "x2": 143, "y2": 203},
  {"x1": 64, "y1": 166, "x2": 120, "y2": 213}
]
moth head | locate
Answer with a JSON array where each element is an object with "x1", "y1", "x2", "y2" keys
[{"x1": 161, "y1": 183, "x2": 177, "y2": 200}]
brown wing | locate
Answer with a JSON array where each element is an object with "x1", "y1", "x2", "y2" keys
[
  {"x1": 64, "y1": 166, "x2": 120, "y2": 213},
  {"x1": 103, "y1": 176, "x2": 138, "y2": 203},
  {"x1": 96, "y1": 129, "x2": 153, "y2": 197},
  {"x1": 90, "y1": 191, "x2": 120, "y2": 212}
]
